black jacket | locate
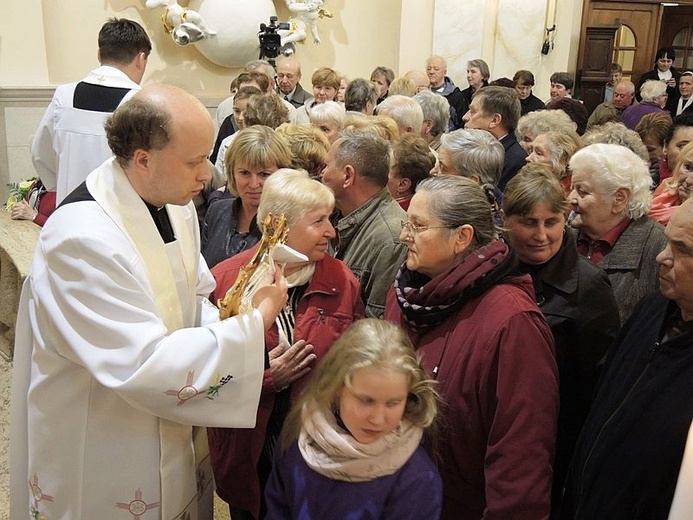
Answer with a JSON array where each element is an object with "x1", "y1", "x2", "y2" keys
[
  {"x1": 520, "y1": 233, "x2": 620, "y2": 515},
  {"x1": 560, "y1": 292, "x2": 693, "y2": 519},
  {"x1": 498, "y1": 133, "x2": 527, "y2": 191},
  {"x1": 520, "y1": 93, "x2": 546, "y2": 115}
]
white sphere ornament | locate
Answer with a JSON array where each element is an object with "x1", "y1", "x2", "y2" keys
[{"x1": 188, "y1": 0, "x2": 277, "y2": 68}]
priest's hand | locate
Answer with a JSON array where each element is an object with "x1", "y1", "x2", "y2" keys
[
  {"x1": 252, "y1": 262, "x2": 288, "y2": 331},
  {"x1": 268, "y1": 340, "x2": 316, "y2": 390}
]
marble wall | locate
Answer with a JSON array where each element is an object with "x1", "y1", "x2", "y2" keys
[{"x1": 433, "y1": 0, "x2": 584, "y2": 102}]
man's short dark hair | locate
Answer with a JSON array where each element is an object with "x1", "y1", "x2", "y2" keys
[
  {"x1": 98, "y1": 18, "x2": 152, "y2": 65},
  {"x1": 105, "y1": 97, "x2": 171, "y2": 166},
  {"x1": 334, "y1": 131, "x2": 391, "y2": 187},
  {"x1": 474, "y1": 86, "x2": 521, "y2": 133},
  {"x1": 345, "y1": 78, "x2": 379, "y2": 113},
  {"x1": 550, "y1": 72, "x2": 574, "y2": 91}
]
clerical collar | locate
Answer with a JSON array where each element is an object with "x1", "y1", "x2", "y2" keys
[{"x1": 143, "y1": 200, "x2": 176, "y2": 243}]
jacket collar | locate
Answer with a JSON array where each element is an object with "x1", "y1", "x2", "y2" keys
[
  {"x1": 336, "y1": 187, "x2": 394, "y2": 250},
  {"x1": 522, "y1": 229, "x2": 579, "y2": 296}
]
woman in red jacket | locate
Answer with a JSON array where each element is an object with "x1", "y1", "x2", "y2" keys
[
  {"x1": 208, "y1": 168, "x2": 364, "y2": 520},
  {"x1": 385, "y1": 175, "x2": 559, "y2": 520}
]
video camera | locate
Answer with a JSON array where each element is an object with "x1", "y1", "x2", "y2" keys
[{"x1": 258, "y1": 16, "x2": 290, "y2": 63}]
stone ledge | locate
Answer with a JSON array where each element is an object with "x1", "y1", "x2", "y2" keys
[{"x1": 0, "y1": 211, "x2": 40, "y2": 360}]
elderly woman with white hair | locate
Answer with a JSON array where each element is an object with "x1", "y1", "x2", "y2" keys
[
  {"x1": 621, "y1": 79, "x2": 668, "y2": 130},
  {"x1": 517, "y1": 109, "x2": 576, "y2": 154},
  {"x1": 526, "y1": 129, "x2": 583, "y2": 196},
  {"x1": 414, "y1": 89, "x2": 450, "y2": 151},
  {"x1": 208, "y1": 168, "x2": 364, "y2": 520},
  {"x1": 568, "y1": 143, "x2": 667, "y2": 323},
  {"x1": 309, "y1": 100, "x2": 345, "y2": 144}
]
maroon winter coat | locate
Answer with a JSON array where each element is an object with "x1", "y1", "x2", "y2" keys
[
  {"x1": 208, "y1": 247, "x2": 364, "y2": 517},
  {"x1": 385, "y1": 248, "x2": 559, "y2": 520}
]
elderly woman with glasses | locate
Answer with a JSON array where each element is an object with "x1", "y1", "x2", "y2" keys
[
  {"x1": 385, "y1": 175, "x2": 558, "y2": 520},
  {"x1": 208, "y1": 169, "x2": 364, "y2": 520},
  {"x1": 568, "y1": 143, "x2": 667, "y2": 324}
]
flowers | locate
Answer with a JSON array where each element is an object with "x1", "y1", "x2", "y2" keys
[{"x1": 5, "y1": 177, "x2": 37, "y2": 211}]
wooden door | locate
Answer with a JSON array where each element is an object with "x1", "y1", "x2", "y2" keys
[
  {"x1": 659, "y1": 6, "x2": 693, "y2": 72},
  {"x1": 577, "y1": 2, "x2": 662, "y2": 102}
]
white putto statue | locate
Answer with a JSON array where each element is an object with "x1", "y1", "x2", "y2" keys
[
  {"x1": 279, "y1": 0, "x2": 332, "y2": 50},
  {"x1": 145, "y1": 0, "x2": 217, "y2": 46}
]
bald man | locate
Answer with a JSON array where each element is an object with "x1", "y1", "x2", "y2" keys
[
  {"x1": 10, "y1": 84, "x2": 287, "y2": 520},
  {"x1": 276, "y1": 56, "x2": 311, "y2": 107}
]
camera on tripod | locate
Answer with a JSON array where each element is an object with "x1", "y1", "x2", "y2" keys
[{"x1": 258, "y1": 16, "x2": 290, "y2": 62}]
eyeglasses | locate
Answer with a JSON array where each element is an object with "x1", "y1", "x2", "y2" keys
[{"x1": 400, "y1": 220, "x2": 450, "y2": 236}]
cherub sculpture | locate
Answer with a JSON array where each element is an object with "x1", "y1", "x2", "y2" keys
[
  {"x1": 145, "y1": 0, "x2": 217, "y2": 46},
  {"x1": 279, "y1": 0, "x2": 332, "y2": 52}
]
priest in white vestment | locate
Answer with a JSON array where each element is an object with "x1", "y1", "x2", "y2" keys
[{"x1": 10, "y1": 84, "x2": 288, "y2": 520}]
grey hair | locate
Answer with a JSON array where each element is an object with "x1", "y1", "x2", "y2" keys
[
  {"x1": 534, "y1": 130, "x2": 583, "y2": 178},
  {"x1": 414, "y1": 90, "x2": 450, "y2": 137},
  {"x1": 517, "y1": 109, "x2": 575, "y2": 141},
  {"x1": 440, "y1": 129, "x2": 504, "y2": 186},
  {"x1": 257, "y1": 168, "x2": 335, "y2": 228},
  {"x1": 309, "y1": 100, "x2": 346, "y2": 128},
  {"x1": 334, "y1": 131, "x2": 391, "y2": 187},
  {"x1": 426, "y1": 54, "x2": 447, "y2": 69},
  {"x1": 344, "y1": 78, "x2": 379, "y2": 113},
  {"x1": 377, "y1": 95, "x2": 424, "y2": 134},
  {"x1": 568, "y1": 143, "x2": 653, "y2": 219},
  {"x1": 415, "y1": 175, "x2": 498, "y2": 248},
  {"x1": 245, "y1": 59, "x2": 276, "y2": 80},
  {"x1": 467, "y1": 59, "x2": 491, "y2": 81},
  {"x1": 639, "y1": 79, "x2": 667, "y2": 102},
  {"x1": 582, "y1": 121, "x2": 650, "y2": 164}
]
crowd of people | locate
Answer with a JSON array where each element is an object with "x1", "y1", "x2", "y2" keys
[{"x1": 8, "y1": 17, "x2": 693, "y2": 520}]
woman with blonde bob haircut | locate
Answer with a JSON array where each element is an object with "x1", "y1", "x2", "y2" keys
[
  {"x1": 209, "y1": 169, "x2": 364, "y2": 520},
  {"x1": 265, "y1": 318, "x2": 442, "y2": 519},
  {"x1": 202, "y1": 126, "x2": 292, "y2": 268},
  {"x1": 568, "y1": 143, "x2": 666, "y2": 323}
]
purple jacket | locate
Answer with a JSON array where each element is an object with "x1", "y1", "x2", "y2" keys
[
  {"x1": 621, "y1": 101, "x2": 667, "y2": 130},
  {"x1": 265, "y1": 442, "x2": 442, "y2": 519}
]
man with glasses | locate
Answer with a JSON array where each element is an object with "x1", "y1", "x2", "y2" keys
[{"x1": 276, "y1": 56, "x2": 311, "y2": 108}]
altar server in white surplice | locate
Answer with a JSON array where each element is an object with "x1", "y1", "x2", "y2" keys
[
  {"x1": 10, "y1": 84, "x2": 288, "y2": 520},
  {"x1": 31, "y1": 18, "x2": 152, "y2": 206}
]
